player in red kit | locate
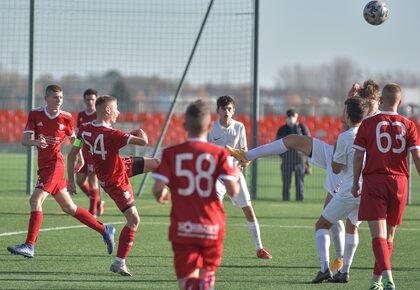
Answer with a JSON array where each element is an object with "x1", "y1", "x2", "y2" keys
[
  {"x1": 74, "y1": 88, "x2": 105, "y2": 216},
  {"x1": 352, "y1": 83, "x2": 420, "y2": 290},
  {"x1": 68, "y1": 95, "x2": 159, "y2": 276},
  {"x1": 152, "y1": 99, "x2": 240, "y2": 290},
  {"x1": 7, "y1": 85, "x2": 115, "y2": 259}
]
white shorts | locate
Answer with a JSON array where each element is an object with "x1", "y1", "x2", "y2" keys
[
  {"x1": 322, "y1": 195, "x2": 361, "y2": 227},
  {"x1": 216, "y1": 172, "x2": 251, "y2": 208},
  {"x1": 309, "y1": 138, "x2": 341, "y2": 195}
]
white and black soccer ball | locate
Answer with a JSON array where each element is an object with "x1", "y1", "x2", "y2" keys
[{"x1": 363, "y1": 1, "x2": 389, "y2": 25}]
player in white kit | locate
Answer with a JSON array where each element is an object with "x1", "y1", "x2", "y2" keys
[
  {"x1": 208, "y1": 96, "x2": 272, "y2": 259},
  {"x1": 227, "y1": 81, "x2": 381, "y2": 270},
  {"x1": 311, "y1": 96, "x2": 368, "y2": 284}
]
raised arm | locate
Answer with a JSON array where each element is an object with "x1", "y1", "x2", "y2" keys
[{"x1": 128, "y1": 128, "x2": 148, "y2": 146}]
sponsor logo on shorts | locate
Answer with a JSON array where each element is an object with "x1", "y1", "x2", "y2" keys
[
  {"x1": 123, "y1": 191, "x2": 131, "y2": 200},
  {"x1": 177, "y1": 221, "x2": 219, "y2": 240}
]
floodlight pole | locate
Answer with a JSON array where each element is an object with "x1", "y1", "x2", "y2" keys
[
  {"x1": 136, "y1": 0, "x2": 215, "y2": 197},
  {"x1": 250, "y1": 0, "x2": 259, "y2": 199},
  {"x1": 26, "y1": 0, "x2": 35, "y2": 195}
]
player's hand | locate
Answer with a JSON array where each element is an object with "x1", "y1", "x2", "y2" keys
[
  {"x1": 351, "y1": 184, "x2": 361, "y2": 197},
  {"x1": 74, "y1": 157, "x2": 84, "y2": 173},
  {"x1": 159, "y1": 191, "x2": 171, "y2": 204},
  {"x1": 347, "y1": 83, "x2": 361, "y2": 98},
  {"x1": 36, "y1": 136, "x2": 48, "y2": 148},
  {"x1": 68, "y1": 182, "x2": 77, "y2": 195}
]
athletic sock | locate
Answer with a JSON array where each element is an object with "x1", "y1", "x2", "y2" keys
[
  {"x1": 203, "y1": 271, "x2": 216, "y2": 289},
  {"x1": 247, "y1": 221, "x2": 263, "y2": 250},
  {"x1": 331, "y1": 220, "x2": 345, "y2": 260},
  {"x1": 25, "y1": 211, "x2": 43, "y2": 245},
  {"x1": 80, "y1": 183, "x2": 90, "y2": 195},
  {"x1": 73, "y1": 206, "x2": 104, "y2": 234},
  {"x1": 88, "y1": 188, "x2": 100, "y2": 215},
  {"x1": 342, "y1": 233, "x2": 359, "y2": 273},
  {"x1": 315, "y1": 229, "x2": 330, "y2": 272},
  {"x1": 116, "y1": 226, "x2": 137, "y2": 260},
  {"x1": 372, "y1": 237, "x2": 391, "y2": 275},
  {"x1": 245, "y1": 139, "x2": 287, "y2": 161},
  {"x1": 374, "y1": 240, "x2": 393, "y2": 275}
]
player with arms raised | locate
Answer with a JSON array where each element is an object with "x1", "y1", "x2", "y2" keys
[
  {"x1": 152, "y1": 99, "x2": 240, "y2": 290},
  {"x1": 352, "y1": 83, "x2": 420, "y2": 290},
  {"x1": 68, "y1": 95, "x2": 159, "y2": 276},
  {"x1": 74, "y1": 88, "x2": 104, "y2": 216},
  {"x1": 7, "y1": 85, "x2": 115, "y2": 259}
]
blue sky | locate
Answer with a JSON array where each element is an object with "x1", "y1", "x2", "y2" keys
[{"x1": 259, "y1": 0, "x2": 420, "y2": 87}]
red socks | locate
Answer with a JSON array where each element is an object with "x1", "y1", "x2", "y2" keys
[
  {"x1": 372, "y1": 237, "x2": 391, "y2": 275},
  {"x1": 73, "y1": 206, "x2": 104, "y2": 234},
  {"x1": 116, "y1": 226, "x2": 137, "y2": 260},
  {"x1": 88, "y1": 188, "x2": 100, "y2": 215},
  {"x1": 25, "y1": 211, "x2": 43, "y2": 245},
  {"x1": 80, "y1": 183, "x2": 90, "y2": 195}
]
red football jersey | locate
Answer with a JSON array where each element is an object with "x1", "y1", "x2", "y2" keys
[
  {"x1": 24, "y1": 107, "x2": 74, "y2": 168},
  {"x1": 76, "y1": 110, "x2": 97, "y2": 164},
  {"x1": 76, "y1": 110, "x2": 97, "y2": 133},
  {"x1": 152, "y1": 138, "x2": 238, "y2": 246},
  {"x1": 77, "y1": 121, "x2": 131, "y2": 188},
  {"x1": 354, "y1": 111, "x2": 420, "y2": 176}
]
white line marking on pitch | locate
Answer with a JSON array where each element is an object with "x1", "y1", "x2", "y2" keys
[{"x1": 1, "y1": 221, "x2": 419, "y2": 237}]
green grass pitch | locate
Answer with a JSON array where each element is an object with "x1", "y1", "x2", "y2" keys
[{"x1": 1, "y1": 153, "x2": 420, "y2": 289}]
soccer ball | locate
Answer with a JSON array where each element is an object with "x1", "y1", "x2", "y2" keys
[{"x1": 363, "y1": 1, "x2": 389, "y2": 25}]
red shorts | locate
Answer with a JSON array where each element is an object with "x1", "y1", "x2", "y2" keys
[
  {"x1": 171, "y1": 242, "x2": 223, "y2": 279},
  {"x1": 78, "y1": 162, "x2": 95, "y2": 175},
  {"x1": 79, "y1": 151, "x2": 95, "y2": 174},
  {"x1": 359, "y1": 174, "x2": 408, "y2": 226},
  {"x1": 35, "y1": 165, "x2": 67, "y2": 196},
  {"x1": 102, "y1": 182, "x2": 135, "y2": 212}
]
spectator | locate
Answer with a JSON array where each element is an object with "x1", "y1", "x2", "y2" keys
[{"x1": 275, "y1": 109, "x2": 310, "y2": 201}]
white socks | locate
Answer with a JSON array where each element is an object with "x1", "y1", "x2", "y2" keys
[
  {"x1": 342, "y1": 233, "x2": 359, "y2": 273},
  {"x1": 315, "y1": 229, "x2": 330, "y2": 272},
  {"x1": 331, "y1": 220, "x2": 345, "y2": 260},
  {"x1": 247, "y1": 221, "x2": 263, "y2": 251},
  {"x1": 245, "y1": 139, "x2": 287, "y2": 161}
]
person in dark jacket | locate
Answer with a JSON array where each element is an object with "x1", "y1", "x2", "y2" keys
[{"x1": 276, "y1": 109, "x2": 310, "y2": 201}]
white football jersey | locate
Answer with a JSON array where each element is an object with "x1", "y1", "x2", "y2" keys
[
  {"x1": 208, "y1": 119, "x2": 247, "y2": 149},
  {"x1": 333, "y1": 126, "x2": 360, "y2": 200}
]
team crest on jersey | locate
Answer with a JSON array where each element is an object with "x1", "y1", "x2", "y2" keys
[
  {"x1": 123, "y1": 191, "x2": 131, "y2": 200},
  {"x1": 58, "y1": 123, "x2": 65, "y2": 130}
]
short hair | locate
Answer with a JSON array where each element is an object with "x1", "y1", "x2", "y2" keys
[
  {"x1": 185, "y1": 99, "x2": 211, "y2": 135},
  {"x1": 344, "y1": 97, "x2": 368, "y2": 124},
  {"x1": 95, "y1": 95, "x2": 117, "y2": 108},
  {"x1": 83, "y1": 88, "x2": 98, "y2": 99},
  {"x1": 216, "y1": 95, "x2": 235, "y2": 110},
  {"x1": 286, "y1": 108, "x2": 298, "y2": 117},
  {"x1": 382, "y1": 83, "x2": 401, "y2": 106},
  {"x1": 45, "y1": 84, "x2": 62, "y2": 96}
]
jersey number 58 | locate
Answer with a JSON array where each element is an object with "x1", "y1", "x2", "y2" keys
[{"x1": 176, "y1": 153, "x2": 216, "y2": 197}]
